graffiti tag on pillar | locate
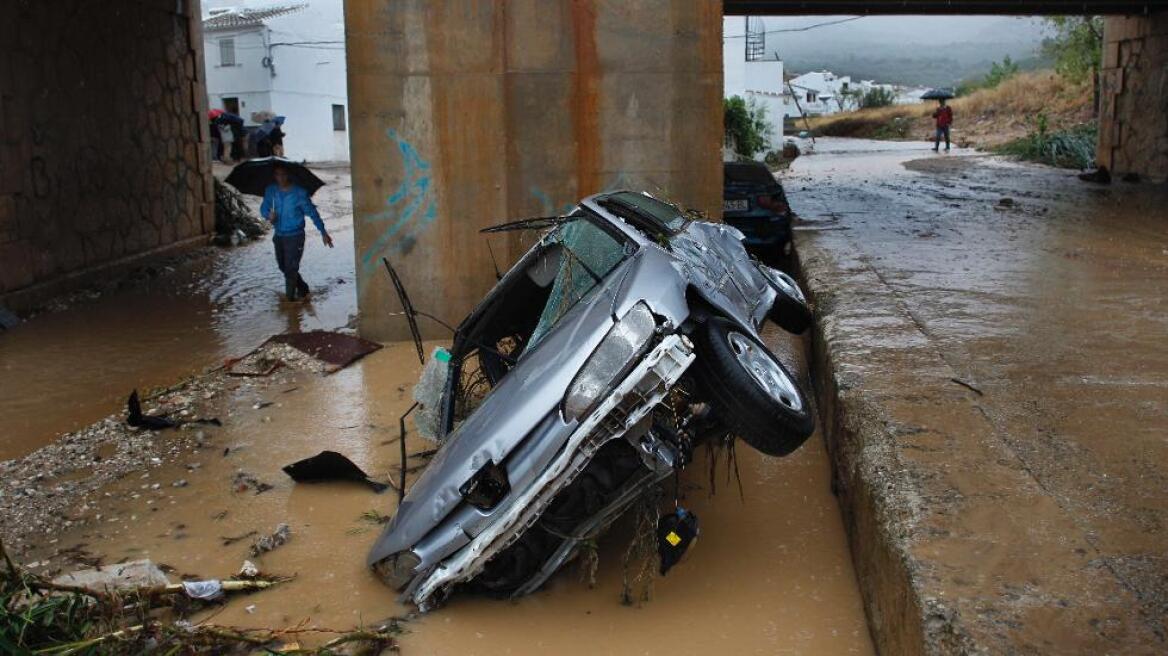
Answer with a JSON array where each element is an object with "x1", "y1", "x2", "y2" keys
[{"x1": 360, "y1": 129, "x2": 437, "y2": 271}]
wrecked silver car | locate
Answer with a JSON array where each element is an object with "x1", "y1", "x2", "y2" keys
[{"x1": 369, "y1": 191, "x2": 815, "y2": 610}]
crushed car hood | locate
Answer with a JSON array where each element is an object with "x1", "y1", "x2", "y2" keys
[{"x1": 370, "y1": 264, "x2": 628, "y2": 562}]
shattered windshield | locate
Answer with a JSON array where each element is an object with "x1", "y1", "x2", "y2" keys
[{"x1": 527, "y1": 217, "x2": 629, "y2": 350}]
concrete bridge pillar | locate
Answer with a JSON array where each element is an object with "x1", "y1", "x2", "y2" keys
[
  {"x1": 1100, "y1": 13, "x2": 1168, "y2": 182},
  {"x1": 345, "y1": 0, "x2": 723, "y2": 341}
]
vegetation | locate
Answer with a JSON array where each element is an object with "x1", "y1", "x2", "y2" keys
[
  {"x1": 957, "y1": 56, "x2": 1021, "y2": 96},
  {"x1": 724, "y1": 95, "x2": 774, "y2": 159},
  {"x1": 859, "y1": 87, "x2": 896, "y2": 109},
  {"x1": 1042, "y1": 17, "x2": 1103, "y2": 84},
  {"x1": 805, "y1": 71, "x2": 1094, "y2": 149},
  {"x1": 0, "y1": 542, "x2": 399, "y2": 654},
  {"x1": 995, "y1": 114, "x2": 1097, "y2": 169}
]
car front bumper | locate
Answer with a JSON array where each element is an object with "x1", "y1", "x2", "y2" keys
[{"x1": 406, "y1": 333, "x2": 696, "y2": 610}]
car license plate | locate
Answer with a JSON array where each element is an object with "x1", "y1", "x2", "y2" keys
[{"x1": 723, "y1": 199, "x2": 748, "y2": 212}]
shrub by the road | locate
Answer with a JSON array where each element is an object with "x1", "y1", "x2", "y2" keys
[{"x1": 995, "y1": 114, "x2": 1097, "y2": 169}]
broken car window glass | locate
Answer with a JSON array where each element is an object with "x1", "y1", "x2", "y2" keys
[{"x1": 527, "y1": 219, "x2": 628, "y2": 349}]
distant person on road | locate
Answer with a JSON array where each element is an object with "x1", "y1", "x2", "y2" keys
[
  {"x1": 932, "y1": 99, "x2": 953, "y2": 152},
  {"x1": 260, "y1": 163, "x2": 334, "y2": 301}
]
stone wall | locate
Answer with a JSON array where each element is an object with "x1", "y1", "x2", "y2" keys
[
  {"x1": 0, "y1": 0, "x2": 213, "y2": 308},
  {"x1": 1100, "y1": 13, "x2": 1168, "y2": 183}
]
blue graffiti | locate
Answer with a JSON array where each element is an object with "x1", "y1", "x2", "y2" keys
[{"x1": 360, "y1": 129, "x2": 438, "y2": 270}]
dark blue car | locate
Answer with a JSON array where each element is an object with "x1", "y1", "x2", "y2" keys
[{"x1": 722, "y1": 161, "x2": 792, "y2": 258}]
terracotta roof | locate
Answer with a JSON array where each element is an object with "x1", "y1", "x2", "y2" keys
[{"x1": 203, "y1": 4, "x2": 306, "y2": 31}]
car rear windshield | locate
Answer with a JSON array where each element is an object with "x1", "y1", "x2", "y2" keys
[
  {"x1": 598, "y1": 191, "x2": 688, "y2": 235},
  {"x1": 724, "y1": 162, "x2": 776, "y2": 186}
]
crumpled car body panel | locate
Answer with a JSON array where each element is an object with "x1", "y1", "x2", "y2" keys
[{"x1": 368, "y1": 191, "x2": 779, "y2": 605}]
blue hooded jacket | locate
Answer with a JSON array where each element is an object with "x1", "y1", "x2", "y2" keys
[{"x1": 260, "y1": 184, "x2": 326, "y2": 237}]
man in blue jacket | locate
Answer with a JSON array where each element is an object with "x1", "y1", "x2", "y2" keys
[{"x1": 260, "y1": 164, "x2": 333, "y2": 301}]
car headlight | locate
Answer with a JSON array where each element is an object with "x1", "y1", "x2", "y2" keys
[
  {"x1": 372, "y1": 550, "x2": 421, "y2": 591},
  {"x1": 563, "y1": 302, "x2": 656, "y2": 421}
]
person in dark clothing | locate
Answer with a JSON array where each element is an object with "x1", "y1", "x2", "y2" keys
[
  {"x1": 260, "y1": 164, "x2": 333, "y2": 301},
  {"x1": 932, "y1": 99, "x2": 953, "y2": 152}
]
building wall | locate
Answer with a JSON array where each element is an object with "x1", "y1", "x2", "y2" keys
[
  {"x1": 723, "y1": 16, "x2": 789, "y2": 140},
  {"x1": 346, "y1": 0, "x2": 723, "y2": 341},
  {"x1": 0, "y1": 0, "x2": 212, "y2": 307},
  {"x1": 203, "y1": 0, "x2": 349, "y2": 162},
  {"x1": 1100, "y1": 13, "x2": 1168, "y2": 182}
]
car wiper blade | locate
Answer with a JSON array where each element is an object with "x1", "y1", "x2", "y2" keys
[{"x1": 480, "y1": 214, "x2": 579, "y2": 234}]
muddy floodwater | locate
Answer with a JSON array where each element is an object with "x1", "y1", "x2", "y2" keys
[
  {"x1": 6, "y1": 164, "x2": 874, "y2": 653},
  {"x1": 30, "y1": 333, "x2": 873, "y2": 654},
  {"x1": 0, "y1": 167, "x2": 355, "y2": 460}
]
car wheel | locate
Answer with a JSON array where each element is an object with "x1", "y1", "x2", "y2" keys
[
  {"x1": 693, "y1": 317, "x2": 814, "y2": 456},
  {"x1": 759, "y1": 265, "x2": 812, "y2": 334}
]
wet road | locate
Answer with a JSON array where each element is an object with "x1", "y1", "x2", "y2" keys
[
  {"x1": 788, "y1": 138, "x2": 1168, "y2": 652},
  {"x1": 0, "y1": 167, "x2": 357, "y2": 460}
]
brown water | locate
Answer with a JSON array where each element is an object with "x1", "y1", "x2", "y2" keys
[
  {"x1": 32, "y1": 332, "x2": 872, "y2": 654},
  {"x1": 0, "y1": 168, "x2": 357, "y2": 460}
]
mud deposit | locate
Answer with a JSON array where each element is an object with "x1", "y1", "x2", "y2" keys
[
  {"x1": 788, "y1": 138, "x2": 1168, "y2": 653},
  {"x1": 0, "y1": 167, "x2": 356, "y2": 460}
]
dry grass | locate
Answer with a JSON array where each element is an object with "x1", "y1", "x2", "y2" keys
[{"x1": 805, "y1": 71, "x2": 1094, "y2": 148}]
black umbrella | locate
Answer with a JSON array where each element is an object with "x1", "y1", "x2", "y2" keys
[
  {"x1": 921, "y1": 88, "x2": 955, "y2": 101},
  {"x1": 224, "y1": 157, "x2": 325, "y2": 197}
]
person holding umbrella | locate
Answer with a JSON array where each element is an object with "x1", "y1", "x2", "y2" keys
[
  {"x1": 932, "y1": 98, "x2": 953, "y2": 152},
  {"x1": 226, "y1": 158, "x2": 332, "y2": 301},
  {"x1": 921, "y1": 88, "x2": 956, "y2": 153}
]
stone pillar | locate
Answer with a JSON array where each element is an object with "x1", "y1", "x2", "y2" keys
[
  {"x1": 345, "y1": 0, "x2": 723, "y2": 341},
  {"x1": 0, "y1": 0, "x2": 213, "y2": 309},
  {"x1": 1099, "y1": 12, "x2": 1168, "y2": 182}
]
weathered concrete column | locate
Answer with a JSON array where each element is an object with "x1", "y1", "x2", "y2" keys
[
  {"x1": 345, "y1": 0, "x2": 722, "y2": 341},
  {"x1": 1099, "y1": 12, "x2": 1168, "y2": 182}
]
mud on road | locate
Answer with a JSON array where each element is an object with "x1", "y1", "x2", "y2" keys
[{"x1": 788, "y1": 139, "x2": 1168, "y2": 654}]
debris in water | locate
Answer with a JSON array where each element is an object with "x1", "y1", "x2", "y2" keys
[
  {"x1": 52, "y1": 559, "x2": 169, "y2": 594},
  {"x1": 126, "y1": 390, "x2": 221, "y2": 431},
  {"x1": 656, "y1": 508, "x2": 700, "y2": 575},
  {"x1": 1078, "y1": 166, "x2": 1112, "y2": 184},
  {"x1": 221, "y1": 530, "x2": 258, "y2": 546},
  {"x1": 238, "y1": 560, "x2": 259, "y2": 578},
  {"x1": 282, "y1": 451, "x2": 389, "y2": 493},
  {"x1": 232, "y1": 471, "x2": 274, "y2": 495},
  {"x1": 250, "y1": 523, "x2": 291, "y2": 557},
  {"x1": 267, "y1": 331, "x2": 383, "y2": 373},
  {"x1": 181, "y1": 579, "x2": 224, "y2": 600}
]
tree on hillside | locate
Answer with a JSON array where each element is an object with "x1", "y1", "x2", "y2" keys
[
  {"x1": 1042, "y1": 16, "x2": 1103, "y2": 114},
  {"x1": 724, "y1": 96, "x2": 774, "y2": 159},
  {"x1": 985, "y1": 55, "x2": 1020, "y2": 88},
  {"x1": 859, "y1": 87, "x2": 896, "y2": 109}
]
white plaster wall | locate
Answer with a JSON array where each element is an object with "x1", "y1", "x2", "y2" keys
[{"x1": 203, "y1": 0, "x2": 349, "y2": 162}]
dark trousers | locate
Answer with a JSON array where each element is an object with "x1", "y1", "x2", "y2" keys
[
  {"x1": 274, "y1": 233, "x2": 310, "y2": 300},
  {"x1": 934, "y1": 126, "x2": 951, "y2": 150}
]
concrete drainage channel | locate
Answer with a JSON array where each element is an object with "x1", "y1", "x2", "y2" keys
[{"x1": 790, "y1": 238, "x2": 940, "y2": 656}]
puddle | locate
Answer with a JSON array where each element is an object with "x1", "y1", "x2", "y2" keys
[{"x1": 32, "y1": 333, "x2": 872, "y2": 654}]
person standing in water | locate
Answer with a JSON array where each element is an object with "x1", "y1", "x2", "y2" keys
[
  {"x1": 932, "y1": 98, "x2": 953, "y2": 152},
  {"x1": 260, "y1": 163, "x2": 333, "y2": 301}
]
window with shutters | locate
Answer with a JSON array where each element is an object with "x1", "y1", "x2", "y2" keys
[{"x1": 219, "y1": 38, "x2": 236, "y2": 67}]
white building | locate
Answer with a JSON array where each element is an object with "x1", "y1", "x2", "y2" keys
[
  {"x1": 788, "y1": 70, "x2": 854, "y2": 116},
  {"x1": 723, "y1": 17, "x2": 791, "y2": 147},
  {"x1": 203, "y1": 1, "x2": 349, "y2": 162}
]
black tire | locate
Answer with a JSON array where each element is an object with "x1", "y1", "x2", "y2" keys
[
  {"x1": 758, "y1": 265, "x2": 812, "y2": 334},
  {"x1": 692, "y1": 318, "x2": 815, "y2": 457}
]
